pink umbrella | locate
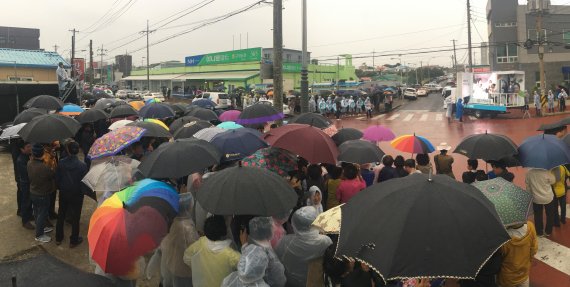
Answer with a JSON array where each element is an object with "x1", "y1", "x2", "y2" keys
[
  {"x1": 219, "y1": 110, "x2": 241, "y2": 122},
  {"x1": 362, "y1": 125, "x2": 396, "y2": 143}
]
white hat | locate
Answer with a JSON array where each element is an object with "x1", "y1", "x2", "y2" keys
[{"x1": 437, "y1": 142, "x2": 452, "y2": 151}]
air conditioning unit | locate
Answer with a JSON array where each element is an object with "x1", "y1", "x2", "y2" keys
[{"x1": 527, "y1": 0, "x2": 550, "y2": 12}]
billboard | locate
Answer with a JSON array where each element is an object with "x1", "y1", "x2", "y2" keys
[
  {"x1": 72, "y1": 58, "x2": 85, "y2": 81},
  {"x1": 185, "y1": 47, "x2": 262, "y2": 66}
]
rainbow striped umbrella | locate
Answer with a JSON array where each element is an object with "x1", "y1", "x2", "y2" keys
[
  {"x1": 390, "y1": 134, "x2": 435, "y2": 154},
  {"x1": 88, "y1": 126, "x2": 147, "y2": 159}
]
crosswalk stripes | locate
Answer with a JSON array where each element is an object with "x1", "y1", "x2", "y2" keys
[
  {"x1": 386, "y1": 113, "x2": 400, "y2": 121},
  {"x1": 468, "y1": 116, "x2": 477, "y2": 120},
  {"x1": 435, "y1": 114, "x2": 443, "y2": 121},
  {"x1": 402, "y1": 114, "x2": 414, "y2": 122},
  {"x1": 535, "y1": 237, "x2": 570, "y2": 276},
  {"x1": 372, "y1": 114, "x2": 385, "y2": 120},
  {"x1": 419, "y1": 114, "x2": 428, "y2": 121}
]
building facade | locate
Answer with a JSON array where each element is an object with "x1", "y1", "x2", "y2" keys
[
  {"x1": 115, "y1": 55, "x2": 133, "y2": 77},
  {"x1": 487, "y1": 0, "x2": 570, "y2": 90},
  {"x1": 0, "y1": 26, "x2": 40, "y2": 50},
  {"x1": 123, "y1": 47, "x2": 356, "y2": 94}
]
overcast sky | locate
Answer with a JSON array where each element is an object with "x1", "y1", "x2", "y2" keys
[{"x1": 4, "y1": 0, "x2": 568, "y2": 67}]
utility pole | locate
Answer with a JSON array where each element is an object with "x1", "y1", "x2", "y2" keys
[
  {"x1": 420, "y1": 61, "x2": 423, "y2": 84},
  {"x1": 53, "y1": 44, "x2": 59, "y2": 53},
  {"x1": 69, "y1": 29, "x2": 79, "y2": 78},
  {"x1": 300, "y1": 0, "x2": 309, "y2": 113},
  {"x1": 89, "y1": 40, "x2": 94, "y2": 89},
  {"x1": 528, "y1": 0, "x2": 550, "y2": 110},
  {"x1": 372, "y1": 50, "x2": 375, "y2": 68},
  {"x1": 140, "y1": 20, "x2": 155, "y2": 91},
  {"x1": 451, "y1": 39, "x2": 458, "y2": 74},
  {"x1": 467, "y1": 0, "x2": 473, "y2": 72},
  {"x1": 97, "y1": 45, "x2": 107, "y2": 84},
  {"x1": 273, "y1": 0, "x2": 284, "y2": 118}
]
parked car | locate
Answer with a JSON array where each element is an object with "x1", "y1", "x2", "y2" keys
[
  {"x1": 143, "y1": 92, "x2": 165, "y2": 102},
  {"x1": 416, "y1": 87, "x2": 428, "y2": 97},
  {"x1": 193, "y1": 92, "x2": 230, "y2": 109},
  {"x1": 424, "y1": 83, "x2": 443, "y2": 93},
  {"x1": 403, "y1": 88, "x2": 417, "y2": 100},
  {"x1": 116, "y1": 90, "x2": 128, "y2": 99},
  {"x1": 127, "y1": 90, "x2": 142, "y2": 100}
]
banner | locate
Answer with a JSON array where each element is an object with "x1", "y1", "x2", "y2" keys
[
  {"x1": 107, "y1": 65, "x2": 113, "y2": 83},
  {"x1": 72, "y1": 58, "x2": 85, "y2": 81},
  {"x1": 185, "y1": 48, "x2": 262, "y2": 66}
]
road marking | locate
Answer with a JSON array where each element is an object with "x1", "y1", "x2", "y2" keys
[
  {"x1": 387, "y1": 114, "x2": 400, "y2": 121},
  {"x1": 403, "y1": 114, "x2": 414, "y2": 122},
  {"x1": 535, "y1": 237, "x2": 570, "y2": 276},
  {"x1": 356, "y1": 116, "x2": 365, "y2": 121},
  {"x1": 419, "y1": 114, "x2": 428, "y2": 121},
  {"x1": 435, "y1": 114, "x2": 443, "y2": 121},
  {"x1": 468, "y1": 116, "x2": 477, "y2": 120},
  {"x1": 372, "y1": 114, "x2": 385, "y2": 120}
]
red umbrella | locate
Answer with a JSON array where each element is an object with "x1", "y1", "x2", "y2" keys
[{"x1": 264, "y1": 124, "x2": 339, "y2": 164}]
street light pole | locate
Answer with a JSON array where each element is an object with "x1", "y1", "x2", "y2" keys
[
  {"x1": 273, "y1": 0, "x2": 284, "y2": 119},
  {"x1": 300, "y1": 0, "x2": 309, "y2": 113}
]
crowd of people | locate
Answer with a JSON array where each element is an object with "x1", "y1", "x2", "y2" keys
[{"x1": 8, "y1": 106, "x2": 569, "y2": 287}]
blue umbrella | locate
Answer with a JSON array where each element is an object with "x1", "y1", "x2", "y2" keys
[
  {"x1": 191, "y1": 99, "x2": 217, "y2": 110},
  {"x1": 210, "y1": 128, "x2": 268, "y2": 162},
  {"x1": 60, "y1": 103, "x2": 84, "y2": 115},
  {"x1": 217, "y1": 121, "x2": 243, "y2": 130},
  {"x1": 138, "y1": 103, "x2": 176, "y2": 119},
  {"x1": 517, "y1": 134, "x2": 570, "y2": 169}
]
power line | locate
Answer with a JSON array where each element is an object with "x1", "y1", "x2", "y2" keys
[
  {"x1": 154, "y1": 0, "x2": 216, "y2": 30},
  {"x1": 77, "y1": 0, "x2": 138, "y2": 43},
  {"x1": 81, "y1": 0, "x2": 123, "y2": 32}
]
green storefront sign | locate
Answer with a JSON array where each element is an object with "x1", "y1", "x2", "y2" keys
[
  {"x1": 185, "y1": 48, "x2": 262, "y2": 66},
  {"x1": 283, "y1": 62, "x2": 302, "y2": 72}
]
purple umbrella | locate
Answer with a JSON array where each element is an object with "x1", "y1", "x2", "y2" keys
[
  {"x1": 362, "y1": 125, "x2": 396, "y2": 143},
  {"x1": 219, "y1": 110, "x2": 241, "y2": 122}
]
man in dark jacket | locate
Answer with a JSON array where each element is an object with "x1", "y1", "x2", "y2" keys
[
  {"x1": 55, "y1": 141, "x2": 88, "y2": 247},
  {"x1": 28, "y1": 144, "x2": 55, "y2": 243},
  {"x1": 16, "y1": 141, "x2": 34, "y2": 230},
  {"x1": 79, "y1": 124, "x2": 96, "y2": 168}
]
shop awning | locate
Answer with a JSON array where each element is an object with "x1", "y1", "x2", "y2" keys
[
  {"x1": 121, "y1": 74, "x2": 185, "y2": 81},
  {"x1": 174, "y1": 71, "x2": 259, "y2": 81}
]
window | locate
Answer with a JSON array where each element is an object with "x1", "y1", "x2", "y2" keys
[
  {"x1": 264, "y1": 53, "x2": 270, "y2": 59},
  {"x1": 298, "y1": 55, "x2": 302, "y2": 62},
  {"x1": 496, "y1": 44, "x2": 518, "y2": 63},
  {"x1": 528, "y1": 29, "x2": 547, "y2": 41},
  {"x1": 286, "y1": 54, "x2": 291, "y2": 61},
  {"x1": 563, "y1": 30, "x2": 570, "y2": 44},
  {"x1": 495, "y1": 22, "x2": 517, "y2": 27}
]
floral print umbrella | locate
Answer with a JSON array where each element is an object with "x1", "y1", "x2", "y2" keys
[
  {"x1": 241, "y1": 147, "x2": 297, "y2": 177},
  {"x1": 472, "y1": 177, "x2": 533, "y2": 227},
  {"x1": 88, "y1": 126, "x2": 147, "y2": 160}
]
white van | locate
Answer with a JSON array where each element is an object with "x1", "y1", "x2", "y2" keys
[{"x1": 193, "y1": 92, "x2": 230, "y2": 109}]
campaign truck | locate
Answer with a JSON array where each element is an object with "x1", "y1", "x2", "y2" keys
[{"x1": 456, "y1": 71, "x2": 526, "y2": 118}]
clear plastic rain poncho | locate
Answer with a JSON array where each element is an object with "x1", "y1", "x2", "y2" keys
[
  {"x1": 158, "y1": 193, "x2": 200, "y2": 286},
  {"x1": 274, "y1": 206, "x2": 333, "y2": 287},
  {"x1": 271, "y1": 210, "x2": 291, "y2": 249},
  {"x1": 248, "y1": 217, "x2": 286, "y2": 287},
  {"x1": 221, "y1": 244, "x2": 270, "y2": 287}
]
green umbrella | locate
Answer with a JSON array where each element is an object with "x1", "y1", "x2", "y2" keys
[{"x1": 472, "y1": 177, "x2": 533, "y2": 227}]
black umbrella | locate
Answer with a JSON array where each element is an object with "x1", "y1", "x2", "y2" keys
[
  {"x1": 169, "y1": 116, "x2": 202, "y2": 133},
  {"x1": 537, "y1": 122, "x2": 565, "y2": 132},
  {"x1": 111, "y1": 100, "x2": 128, "y2": 107},
  {"x1": 127, "y1": 121, "x2": 172, "y2": 138},
  {"x1": 18, "y1": 114, "x2": 81, "y2": 143},
  {"x1": 336, "y1": 174, "x2": 509, "y2": 281},
  {"x1": 13, "y1": 108, "x2": 47, "y2": 125},
  {"x1": 75, "y1": 109, "x2": 109, "y2": 124},
  {"x1": 93, "y1": 98, "x2": 118, "y2": 110},
  {"x1": 138, "y1": 103, "x2": 176, "y2": 119},
  {"x1": 564, "y1": 133, "x2": 570, "y2": 147},
  {"x1": 23, "y1": 95, "x2": 64, "y2": 110},
  {"x1": 173, "y1": 120, "x2": 213, "y2": 139},
  {"x1": 110, "y1": 105, "x2": 138, "y2": 118},
  {"x1": 338, "y1": 140, "x2": 385, "y2": 164},
  {"x1": 332, "y1": 128, "x2": 364, "y2": 146},
  {"x1": 289, "y1": 113, "x2": 332, "y2": 128},
  {"x1": 485, "y1": 156, "x2": 521, "y2": 168},
  {"x1": 556, "y1": 117, "x2": 570, "y2": 126},
  {"x1": 186, "y1": 107, "x2": 219, "y2": 122},
  {"x1": 236, "y1": 103, "x2": 283, "y2": 125},
  {"x1": 453, "y1": 132, "x2": 518, "y2": 161},
  {"x1": 138, "y1": 138, "x2": 221, "y2": 179},
  {"x1": 167, "y1": 103, "x2": 187, "y2": 115},
  {"x1": 196, "y1": 165, "x2": 297, "y2": 216}
]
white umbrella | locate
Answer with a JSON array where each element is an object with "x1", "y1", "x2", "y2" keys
[
  {"x1": 193, "y1": 126, "x2": 226, "y2": 142},
  {"x1": 108, "y1": 119, "x2": 133, "y2": 131},
  {"x1": 0, "y1": 123, "x2": 26, "y2": 141},
  {"x1": 82, "y1": 156, "x2": 140, "y2": 201}
]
